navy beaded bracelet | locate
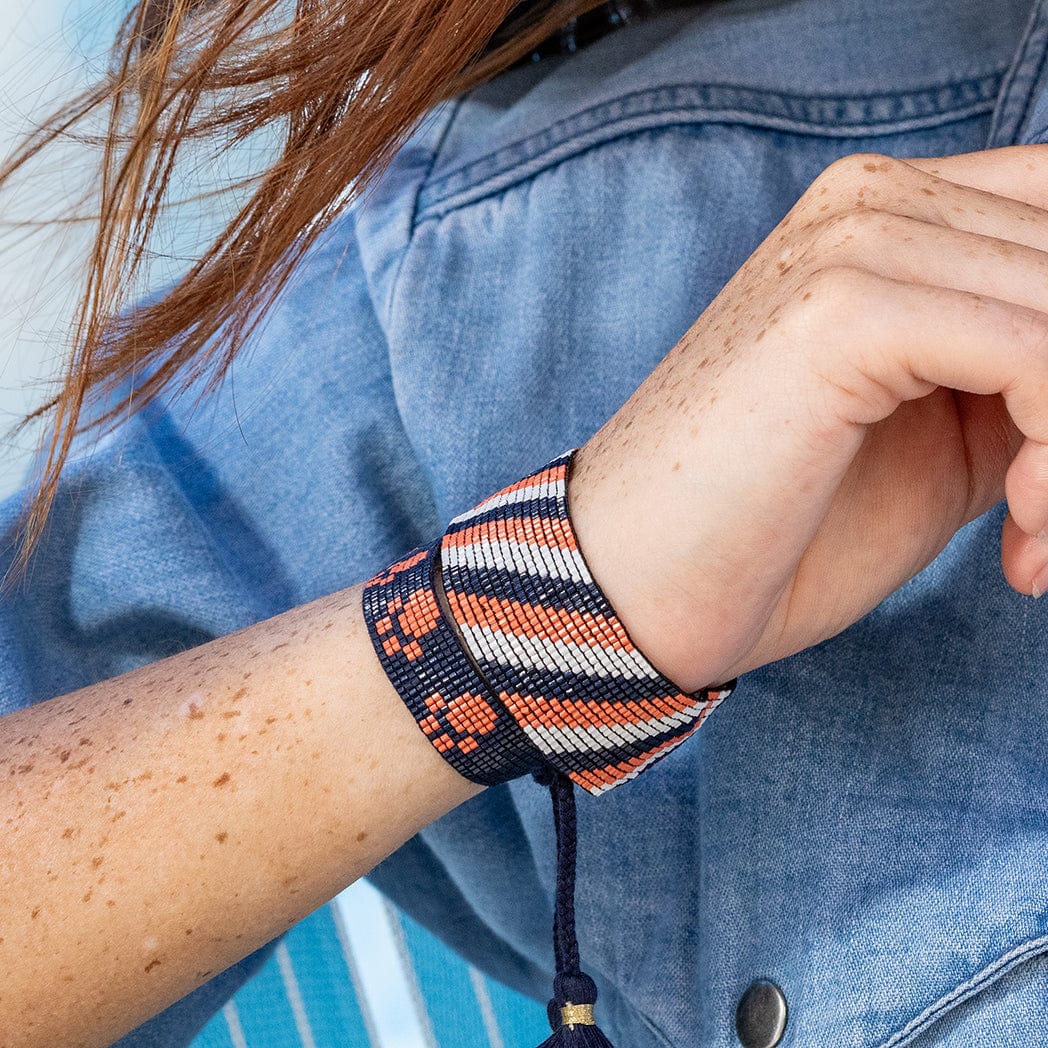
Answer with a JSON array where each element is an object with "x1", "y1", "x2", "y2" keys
[{"x1": 362, "y1": 447, "x2": 734, "y2": 795}]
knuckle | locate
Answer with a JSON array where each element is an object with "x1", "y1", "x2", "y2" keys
[
  {"x1": 808, "y1": 151, "x2": 898, "y2": 193},
  {"x1": 782, "y1": 265, "x2": 880, "y2": 345},
  {"x1": 804, "y1": 208, "x2": 915, "y2": 265},
  {"x1": 1009, "y1": 304, "x2": 1048, "y2": 362},
  {"x1": 809, "y1": 207, "x2": 880, "y2": 249},
  {"x1": 795, "y1": 264, "x2": 873, "y2": 316}
]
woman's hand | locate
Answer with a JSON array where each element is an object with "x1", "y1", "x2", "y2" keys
[{"x1": 570, "y1": 145, "x2": 1048, "y2": 692}]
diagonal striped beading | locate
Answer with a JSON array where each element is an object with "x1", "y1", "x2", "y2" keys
[{"x1": 361, "y1": 447, "x2": 735, "y2": 795}]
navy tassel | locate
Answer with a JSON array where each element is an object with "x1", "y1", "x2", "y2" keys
[{"x1": 534, "y1": 769, "x2": 615, "y2": 1048}]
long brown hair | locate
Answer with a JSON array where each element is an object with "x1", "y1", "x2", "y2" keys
[{"x1": 0, "y1": 0, "x2": 608, "y2": 587}]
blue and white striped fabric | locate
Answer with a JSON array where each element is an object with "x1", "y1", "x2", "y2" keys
[{"x1": 189, "y1": 882, "x2": 549, "y2": 1048}]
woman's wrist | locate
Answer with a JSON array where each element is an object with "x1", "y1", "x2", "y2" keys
[{"x1": 566, "y1": 440, "x2": 721, "y2": 694}]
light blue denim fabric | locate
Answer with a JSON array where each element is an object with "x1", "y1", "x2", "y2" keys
[{"x1": 4, "y1": 0, "x2": 1048, "y2": 1044}]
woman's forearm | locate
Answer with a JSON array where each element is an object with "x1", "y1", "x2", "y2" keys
[{"x1": 0, "y1": 581, "x2": 482, "y2": 1048}]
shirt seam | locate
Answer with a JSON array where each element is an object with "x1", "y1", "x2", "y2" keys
[
  {"x1": 415, "y1": 72, "x2": 1005, "y2": 223},
  {"x1": 988, "y1": 0, "x2": 1048, "y2": 145}
]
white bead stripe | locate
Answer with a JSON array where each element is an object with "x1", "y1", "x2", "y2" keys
[
  {"x1": 455, "y1": 621, "x2": 656, "y2": 683},
  {"x1": 515, "y1": 698, "x2": 715, "y2": 756},
  {"x1": 441, "y1": 538, "x2": 589, "y2": 585}
]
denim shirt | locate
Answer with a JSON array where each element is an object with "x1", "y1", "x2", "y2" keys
[{"x1": 5, "y1": 0, "x2": 1048, "y2": 1044}]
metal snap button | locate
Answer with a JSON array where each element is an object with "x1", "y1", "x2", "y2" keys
[{"x1": 735, "y1": 980, "x2": 788, "y2": 1048}]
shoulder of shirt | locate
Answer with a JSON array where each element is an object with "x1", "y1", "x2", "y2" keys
[{"x1": 365, "y1": 0, "x2": 1029, "y2": 228}]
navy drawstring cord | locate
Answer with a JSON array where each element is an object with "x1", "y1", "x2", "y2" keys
[{"x1": 533, "y1": 767, "x2": 615, "y2": 1047}]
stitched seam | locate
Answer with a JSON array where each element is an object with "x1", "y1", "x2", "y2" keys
[
  {"x1": 876, "y1": 932, "x2": 1048, "y2": 1048},
  {"x1": 409, "y1": 98, "x2": 463, "y2": 237},
  {"x1": 383, "y1": 98, "x2": 463, "y2": 330},
  {"x1": 414, "y1": 97, "x2": 998, "y2": 224},
  {"x1": 989, "y1": 0, "x2": 1048, "y2": 145},
  {"x1": 415, "y1": 73, "x2": 1003, "y2": 221},
  {"x1": 422, "y1": 72, "x2": 1004, "y2": 204}
]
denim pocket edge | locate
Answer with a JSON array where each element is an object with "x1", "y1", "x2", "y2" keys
[{"x1": 877, "y1": 932, "x2": 1048, "y2": 1048}]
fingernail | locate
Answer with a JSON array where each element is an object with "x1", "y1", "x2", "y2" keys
[{"x1": 1033, "y1": 563, "x2": 1048, "y2": 598}]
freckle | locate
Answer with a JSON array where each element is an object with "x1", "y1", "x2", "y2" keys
[
  {"x1": 17, "y1": 764, "x2": 33, "y2": 774},
  {"x1": 239, "y1": 734, "x2": 248, "y2": 742},
  {"x1": 91, "y1": 856, "x2": 104, "y2": 869},
  {"x1": 216, "y1": 733, "x2": 227, "y2": 742},
  {"x1": 112, "y1": 810, "x2": 126, "y2": 822},
  {"x1": 58, "y1": 750, "x2": 71, "y2": 763},
  {"x1": 187, "y1": 704, "x2": 205, "y2": 720},
  {"x1": 215, "y1": 832, "x2": 228, "y2": 844},
  {"x1": 755, "y1": 329, "x2": 766, "y2": 342},
  {"x1": 305, "y1": 679, "x2": 312, "y2": 687},
  {"x1": 231, "y1": 687, "x2": 247, "y2": 702},
  {"x1": 356, "y1": 831, "x2": 368, "y2": 843},
  {"x1": 803, "y1": 291, "x2": 813, "y2": 301},
  {"x1": 144, "y1": 959, "x2": 162, "y2": 973},
  {"x1": 222, "y1": 711, "x2": 240, "y2": 719},
  {"x1": 123, "y1": 698, "x2": 133, "y2": 706},
  {"x1": 31, "y1": 908, "x2": 40, "y2": 919},
  {"x1": 671, "y1": 461, "x2": 681, "y2": 472},
  {"x1": 79, "y1": 738, "x2": 91, "y2": 747},
  {"x1": 82, "y1": 889, "x2": 92, "y2": 903},
  {"x1": 242, "y1": 671, "x2": 252, "y2": 680},
  {"x1": 323, "y1": 621, "x2": 333, "y2": 630},
  {"x1": 863, "y1": 162, "x2": 877, "y2": 172},
  {"x1": 212, "y1": 772, "x2": 231, "y2": 788},
  {"x1": 62, "y1": 827, "x2": 76, "y2": 839},
  {"x1": 185, "y1": 928, "x2": 194, "y2": 936},
  {"x1": 818, "y1": 203, "x2": 830, "y2": 211},
  {"x1": 819, "y1": 186, "x2": 828, "y2": 195},
  {"x1": 107, "y1": 899, "x2": 116, "y2": 907},
  {"x1": 176, "y1": 775, "x2": 188, "y2": 783},
  {"x1": 265, "y1": 717, "x2": 277, "y2": 724}
]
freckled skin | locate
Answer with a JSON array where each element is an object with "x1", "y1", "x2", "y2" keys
[{"x1": 1, "y1": 581, "x2": 480, "y2": 1046}]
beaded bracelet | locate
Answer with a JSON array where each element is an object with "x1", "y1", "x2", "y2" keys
[
  {"x1": 361, "y1": 447, "x2": 737, "y2": 1045},
  {"x1": 361, "y1": 447, "x2": 734, "y2": 795}
]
